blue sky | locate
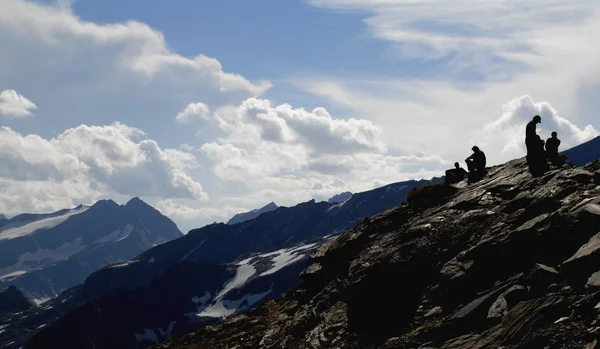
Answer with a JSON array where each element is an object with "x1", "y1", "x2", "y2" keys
[{"x1": 1, "y1": 0, "x2": 599, "y2": 233}]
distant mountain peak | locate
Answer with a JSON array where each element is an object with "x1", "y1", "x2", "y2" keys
[
  {"x1": 126, "y1": 196, "x2": 143, "y2": 204},
  {"x1": 91, "y1": 199, "x2": 119, "y2": 209},
  {"x1": 0, "y1": 213, "x2": 5, "y2": 220},
  {"x1": 227, "y1": 202, "x2": 279, "y2": 225},
  {"x1": 0, "y1": 285, "x2": 33, "y2": 313},
  {"x1": 327, "y1": 192, "x2": 353, "y2": 204}
]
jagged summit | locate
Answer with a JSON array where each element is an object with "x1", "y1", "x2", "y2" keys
[
  {"x1": 227, "y1": 202, "x2": 279, "y2": 225},
  {"x1": 155, "y1": 157, "x2": 600, "y2": 349},
  {"x1": 327, "y1": 191, "x2": 353, "y2": 204}
]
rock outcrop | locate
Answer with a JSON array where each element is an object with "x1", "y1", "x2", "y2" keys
[
  {"x1": 0, "y1": 286, "x2": 32, "y2": 314},
  {"x1": 154, "y1": 158, "x2": 600, "y2": 349}
]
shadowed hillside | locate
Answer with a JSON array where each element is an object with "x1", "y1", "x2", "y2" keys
[{"x1": 152, "y1": 157, "x2": 600, "y2": 349}]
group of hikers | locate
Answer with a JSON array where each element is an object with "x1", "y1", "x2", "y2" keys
[{"x1": 445, "y1": 114, "x2": 563, "y2": 184}]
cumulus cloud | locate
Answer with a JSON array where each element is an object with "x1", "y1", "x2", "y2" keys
[
  {"x1": 0, "y1": 123, "x2": 208, "y2": 214},
  {"x1": 156, "y1": 199, "x2": 242, "y2": 221},
  {"x1": 176, "y1": 103, "x2": 211, "y2": 124},
  {"x1": 198, "y1": 98, "x2": 448, "y2": 204},
  {"x1": 483, "y1": 95, "x2": 598, "y2": 156},
  {"x1": 0, "y1": 89, "x2": 37, "y2": 117},
  {"x1": 214, "y1": 98, "x2": 386, "y2": 154}
]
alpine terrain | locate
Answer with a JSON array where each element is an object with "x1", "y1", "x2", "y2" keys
[
  {"x1": 150, "y1": 156, "x2": 600, "y2": 349},
  {"x1": 0, "y1": 197, "x2": 182, "y2": 302},
  {"x1": 20, "y1": 179, "x2": 439, "y2": 349}
]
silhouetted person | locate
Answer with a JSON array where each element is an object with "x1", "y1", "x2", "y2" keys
[
  {"x1": 546, "y1": 131, "x2": 563, "y2": 166},
  {"x1": 465, "y1": 146, "x2": 487, "y2": 180},
  {"x1": 525, "y1": 115, "x2": 542, "y2": 153},
  {"x1": 525, "y1": 115, "x2": 549, "y2": 176},
  {"x1": 445, "y1": 162, "x2": 467, "y2": 184}
]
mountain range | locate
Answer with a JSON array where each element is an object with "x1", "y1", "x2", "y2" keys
[
  {"x1": 0, "y1": 198, "x2": 182, "y2": 302},
  {"x1": 147, "y1": 157, "x2": 600, "y2": 349},
  {"x1": 16, "y1": 178, "x2": 439, "y2": 349},
  {"x1": 2, "y1": 136, "x2": 598, "y2": 349}
]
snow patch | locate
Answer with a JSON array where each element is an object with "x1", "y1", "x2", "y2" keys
[
  {"x1": 196, "y1": 263, "x2": 257, "y2": 319},
  {"x1": 31, "y1": 297, "x2": 51, "y2": 306},
  {"x1": 95, "y1": 224, "x2": 133, "y2": 244},
  {"x1": 260, "y1": 243, "x2": 318, "y2": 276},
  {"x1": 326, "y1": 197, "x2": 352, "y2": 212},
  {"x1": 134, "y1": 321, "x2": 176, "y2": 345},
  {"x1": 192, "y1": 291, "x2": 211, "y2": 305},
  {"x1": 0, "y1": 270, "x2": 27, "y2": 280},
  {"x1": 199, "y1": 287, "x2": 273, "y2": 318},
  {"x1": 108, "y1": 260, "x2": 136, "y2": 269},
  {"x1": 0, "y1": 237, "x2": 86, "y2": 279},
  {"x1": 0, "y1": 206, "x2": 89, "y2": 241},
  {"x1": 179, "y1": 239, "x2": 206, "y2": 262}
]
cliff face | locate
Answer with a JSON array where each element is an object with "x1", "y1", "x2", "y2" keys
[{"x1": 155, "y1": 157, "x2": 600, "y2": 349}]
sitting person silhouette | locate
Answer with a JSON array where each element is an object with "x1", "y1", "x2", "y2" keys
[
  {"x1": 465, "y1": 146, "x2": 487, "y2": 179},
  {"x1": 546, "y1": 131, "x2": 563, "y2": 166},
  {"x1": 528, "y1": 135, "x2": 549, "y2": 176},
  {"x1": 444, "y1": 162, "x2": 468, "y2": 184}
]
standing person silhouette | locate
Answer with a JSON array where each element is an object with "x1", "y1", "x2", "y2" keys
[
  {"x1": 525, "y1": 115, "x2": 547, "y2": 176},
  {"x1": 525, "y1": 115, "x2": 542, "y2": 153}
]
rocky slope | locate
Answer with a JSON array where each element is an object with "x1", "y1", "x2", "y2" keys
[
  {"x1": 153, "y1": 157, "x2": 600, "y2": 349},
  {"x1": 0, "y1": 197, "x2": 182, "y2": 301},
  {"x1": 564, "y1": 136, "x2": 600, "y2": 166},
  {"x1": 23, "y1": 179, "x2": 439, "y2": 349}
]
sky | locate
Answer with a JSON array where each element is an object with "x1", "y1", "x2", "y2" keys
[{"x1": 1, "y1": 0, "x2": 599, "y2": 233}]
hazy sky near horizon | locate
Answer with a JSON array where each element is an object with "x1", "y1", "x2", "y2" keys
[{"x1": 1, "y1": 0, "x2": 599, "y2": 232}]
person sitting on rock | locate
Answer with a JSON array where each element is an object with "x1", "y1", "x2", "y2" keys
[
  {"x1": 529, "y1": 135, "x2": 550, "y2": 176},
  {"x1": 465, "y1": 146, "x2": 487, "y2": 179},
  {"x1": 444, "y1": 162, "x2": 468, "y2": 184},
  {"x1": 546, "y1": 131, "x2": 563, "y2": 166}
]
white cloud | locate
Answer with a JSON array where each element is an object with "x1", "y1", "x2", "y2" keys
[
  {"x1": 176, "y1": 103, "x2": 211, "y2": 124},
  {"x1": 0, "y1": 0, "x2": 271, "y2": 96},
  {"x1": 198, "y1": 98, "x2": 448, "y2": 205},
  {"x1": 0, "y1": 89, "x2": 37, "y2": 117},
  {"x1": 0, "y1": 123, "x2": 208, "y2": 215},
  {"x1": 297, "y1": 0, "x2": 600, "y2": 168},
  {"x1": 307, "y1": 0, "x2": 600, "y2": 78},
  {"x1": 212, "y1": 98, "x2": 386, "y2": 154},
  {"x1": 483, "y1": 95, "x2": 598, "y2": 156},
  {"x1": 156, "y1": 199, "x2": 242, "y2": 221}
]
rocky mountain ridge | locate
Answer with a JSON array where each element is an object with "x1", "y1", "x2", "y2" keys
[
  {"x1": 227, "y1": 202, "x2": 279, "y2": 225},
  {"x1": 23, "y1": 178, "x2": 440, "y2": 349},
  {"x1": 0, "y1": 197, "x2": 182, "y2": 301},
  {"x1": 153, "y1": 157, "x2": 600, "y2": 349}
]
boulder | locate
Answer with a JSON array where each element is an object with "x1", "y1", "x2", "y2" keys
[
  {"x1": 524, "y1": 264, "x2": 561, "y2": 296},
  {"x1": 487, "y1": 285, "x2": 527, "y2": 319}
]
